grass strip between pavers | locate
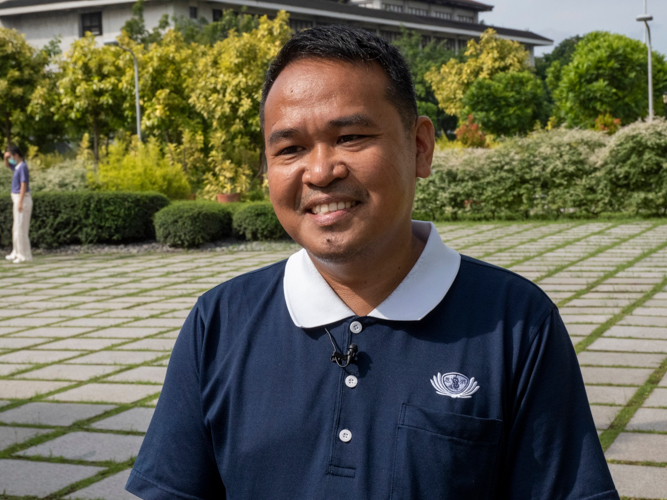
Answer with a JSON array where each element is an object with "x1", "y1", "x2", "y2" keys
[{"x1": 598, "y1": 356, "x2": 667, "y2": 453}]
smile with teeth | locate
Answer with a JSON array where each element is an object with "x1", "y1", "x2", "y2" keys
[{"x1": 311, "y1": 200, "x2": 358, "y2": 215}]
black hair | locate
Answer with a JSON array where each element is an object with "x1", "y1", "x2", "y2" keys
[
  {"x1": 260, "y1": 25, "x2": 418, "y2": 131},
  {"x1": 6, "y1": 145, "x2": 23, "y2": 158}
]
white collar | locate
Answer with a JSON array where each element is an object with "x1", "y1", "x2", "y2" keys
[{"x1": 283, "y1": 221, "x2": 461, "y2": 328}]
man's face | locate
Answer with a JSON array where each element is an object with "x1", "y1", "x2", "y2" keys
[{"x1": 264, "y1": 59, "x2": 431, "y2": 262}]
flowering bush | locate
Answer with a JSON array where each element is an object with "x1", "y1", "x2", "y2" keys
[
  {"x1": 415, "y1": 127, "x2": 613, "y2": 220},
  {"x1": 594, "y1": 113, "x2": 622, "y2": 135},
  {"x1": 455, "y1": 115, "x2": 488, "y2": 148}
]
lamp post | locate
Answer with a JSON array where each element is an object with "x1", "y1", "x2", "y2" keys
[
  {"x1": 637, "y1": 14, "x2": 654, "y2": 122},
  {"x1": 104, "y1": 40, "x2": 142, "y2": 142},
  {"x1": 664, "y1": 92, "x2": 667, "y2": 118}
]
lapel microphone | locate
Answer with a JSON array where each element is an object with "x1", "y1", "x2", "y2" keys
[{"x1": 325, "y1": 327, "x2": 358, "y2": 368}]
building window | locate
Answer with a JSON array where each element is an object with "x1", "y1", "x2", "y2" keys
[
  {"x1": 213, "y1": 9, "x2": 223, "y2": 22},
  {"x1": 289, "y1": 19, "x2": 314, "y2": 32},
  {"x1": 407, "y1": 7, "x2": 428, "y2": 16},
  {"x1": 81, "y1": 12, "x2": 102, "y2": 36},
  {"x1": 457, "y1": 15, "x2": 475, "y2": 23},
  {"x1": 189, "y1": 6, "x2": 198, "y2": 19},
  {"x1": 383, "y1": 4, "x2": 403, "y2": 13},
  {"x1": 432, "y1": 11, "x2": 452, "y2": 20},
  {"x1": 380, "y1": 30, "x2": 401, "y2": 43}
]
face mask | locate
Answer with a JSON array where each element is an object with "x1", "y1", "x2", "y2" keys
[{"x1": 8, "y1": 158, "x2": 17, "y2": 166}]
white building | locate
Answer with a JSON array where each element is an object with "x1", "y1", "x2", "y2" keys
[{"x1": 0, "y1": 0, "x2": 551, "y2": 60}]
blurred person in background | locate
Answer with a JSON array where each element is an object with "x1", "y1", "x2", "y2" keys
[{"x1": 4, "y1": 145, "x2": 32, "y2": 263}]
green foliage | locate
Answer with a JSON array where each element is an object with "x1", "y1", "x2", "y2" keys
[
  {"x1": 393, "y1": 29, "x2": 457, "y2": 133},
  {"x1": 33, "y1": 34, "x2": 126, "y2": 160},
  {"x1": 121, "y1": 0, "x2": 169, "y2": 45},
  {"x1": 31, "y1": 165, "x2": 88, "y2": 193},
  {"x1": 426, "y1": 29, "x2": 531, "y2": 117},
  {"x1": 93, "y1": 136, "x2": 191, "y2": 200},
  {"x1": 415, "y1": 128, "x2": 611, "y2": 220},
  {"x1": 0, "y1": 27, "x2": 51, "y2": 148},
  {"x1": 597, "y1": 118, "x2": 667, "y2": 215},
  {"x1": 455, "y1": 115, "x2": 488, "y2": 148},
  {"x1": 154, "y1": 201, "x2": 232, "y2": 248},
  {"x1": 0, "y1": 191, "x2": 169, "y2": 248},
  {"x1": 461, "y1": 71, "x2": 548, "y2": 136},
  {"x1": 173, "y1": 8, "x2": 259, "y2": 45},
  {"x1": 232, "y1": 203, "x2": 287, "y2": 241},
  {"x1": 553, "y1": 32, "x2": 667, "y2": 128},
  {"x1": 187, "y1": 12, "x2": 291, "y2": 169},
  {"x1": 535, "y1": 35, "x2": 582, "y2": 81},
  {"x1": 594, "y1": 113, "x2": 622, "y2": 135}
]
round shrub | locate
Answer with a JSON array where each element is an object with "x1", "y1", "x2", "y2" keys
[
  {"x1": 597, "y1": 118, "x2": 667, "y2": 215},
  {"x1": 232, "y1": 204, "x2": 287, "y2": 241},
  {"x1": 154, "y1": 201, "x2": 233, "y2": 248}
]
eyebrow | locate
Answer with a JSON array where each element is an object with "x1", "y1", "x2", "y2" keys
[{"x1": 267, "y1": 114, "x2": 378, "y2": 146}]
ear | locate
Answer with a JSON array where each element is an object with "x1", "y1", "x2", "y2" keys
[{"x1": 414, "y1": 116, "x2": 435, "y2": 179}]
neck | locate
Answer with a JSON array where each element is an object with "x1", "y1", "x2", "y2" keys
[{"x1": 309, "y1": 221, "x2": 427, "y2": 316}]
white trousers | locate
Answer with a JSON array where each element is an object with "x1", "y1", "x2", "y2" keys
[{"x1": 11, "y1": 193, "x2": 32, "y2": 262}]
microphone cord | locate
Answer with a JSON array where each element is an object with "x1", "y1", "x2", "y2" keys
[{"x1": 325, "y1": 327, "x2": 358, "y2": 368}]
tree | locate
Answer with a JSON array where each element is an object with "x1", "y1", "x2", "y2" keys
[
  {"x1": 172, "y1": 8, "x2": 259, "y2": 45},
  {"x1": 121, "y1": 0, "x2": 169, "y2": 45},
  {"x1": 425, "y1": 29, "x2": 531, "y2": 117},
  {"x1": 187, "y1": 12, "x2": 291, "y2": 172},
  {"x1": 44, "y1": 34, "x2": 126, "y2": 161},
  {"x1": 393, "y1": 29, "x2": 457, "y2": 134},
  {"x1": 0, "y1": 28, "x2": 50, "y2": 147},
  {"x1": 119, "y1": 30, "x2": 197, "y2": 144},
  {"x1": 461, "y1": 71, "x2": 548, "y2": 136},
  {"x1": 535, "y1": 35, "x2": 582, "y2": 81},
  {"x1": 552, "y1": 31, "x2": 667, "y2": 128}
]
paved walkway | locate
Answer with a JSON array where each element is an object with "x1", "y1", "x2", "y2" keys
[{"x1": 0, "y1": 221, "x2": 666, "y2": 499}]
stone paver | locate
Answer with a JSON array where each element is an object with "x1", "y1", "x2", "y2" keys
[
  {"x1": 18, "y1": 431, "x2": 144, "y2": 462},
  {"x1": 92, "y1": 408, "x2": 155, "y2": 432},
  {"x1": 0, "y1": 380, "x2": 71, "y2": 399},
  {"x1": 15, "y1": 364, "x2": 121, "y2": 381},
  {"x1": 590, "y1": 405, "x2": 622, "y2": 430},
  {"x1": 65, "y1": 469, "x2": 134, "y2": 500},
  {"x1": 626, "y1": 408, "x2": 667, "y2": 432},
  {"x1": 610, "y1": 464, "x2": 667, "y2": 499},
  {"x1": 0, "y1": 402, "x2": 115, "y2": 426},
  {"x1": 46, "y1": 383, "x2": 161, "y2": 404},
  {"x1": 105, "y1": 366, "x2": 167, "y2": 384},
  {"x1": 2, "y1": 222, "x2": 667, "y2": 498},
  {"x1": 0, "y1": 426, "x2": 52, "y2": 450},
  {"x1": 606, "y1": 432, "x2": 667, "y2": 462},
  {"x1": 0, "y1": 459, "x2": 104, "y2": 496}
]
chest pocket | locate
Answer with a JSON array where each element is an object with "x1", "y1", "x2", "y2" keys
[{"x1": 390, "y1": 403, "x2": 503, "y2": 500}]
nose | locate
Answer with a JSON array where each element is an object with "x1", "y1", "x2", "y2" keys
[{"x1": 302, "y1": 144, "x2": 348, "y2": 187}]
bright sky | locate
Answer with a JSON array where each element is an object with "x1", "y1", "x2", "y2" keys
[{"x1": 479, "y1": 0, "x2": 666, "y2": 57}]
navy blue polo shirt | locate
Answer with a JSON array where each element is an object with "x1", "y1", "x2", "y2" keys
[{"x1": 126, "y1": 222, "x2": 618, "y2": 500}]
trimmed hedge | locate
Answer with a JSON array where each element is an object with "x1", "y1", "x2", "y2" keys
[
  {"x1": 415, "y1": 120, "x2": 667, "y2": 220},
  {"x1": 233, "y1": 203, "x2": 287, "y2": 241},
  {"x1": 0, "y1": 191, "x2": 170, "y2": 248},
  {"x1": 154, "y1": 201, "x2": 233, "y2": 248}
]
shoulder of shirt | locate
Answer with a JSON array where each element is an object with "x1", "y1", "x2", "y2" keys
[
  {"x1": 193, "y1": 259, "x2": 288, "y2": 311},
  {"x1": 459, "y1": 253, "x2": 556, "y2": 321}
]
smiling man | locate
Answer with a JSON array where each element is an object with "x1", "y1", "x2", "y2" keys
[{"x1": 126, "y1": 26, "x2": 618, "y2": 500}]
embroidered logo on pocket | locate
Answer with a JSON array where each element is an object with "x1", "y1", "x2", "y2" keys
[{"x1": 431, "y1": 372, "x2": 480, "y2": 399}]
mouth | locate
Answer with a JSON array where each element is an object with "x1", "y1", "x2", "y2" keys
[{"x1": 310, "y1": 200, "x2": 359, "y2": 215}]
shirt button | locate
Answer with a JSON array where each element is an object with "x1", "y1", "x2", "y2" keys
[
  {"x1": 345, "y1": 375, "x2": 358, "y2": 388},
  {"x1": 339, "y1": 429, "x2": 352, "y2": 443},
  {"x1": 350, "y1": 321, "x2": 363, "y2": 334}
]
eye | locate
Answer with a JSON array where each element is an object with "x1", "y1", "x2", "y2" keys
[
  {"x1": 278, "y1": 145, "x2": 303, "y2": 156},
  {"x1": 338, "y1": 134, "x2": 365, "y2": 144}
]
